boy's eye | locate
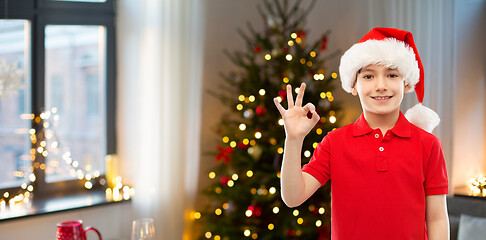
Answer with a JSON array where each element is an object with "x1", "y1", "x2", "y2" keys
[
  {"x1": 388, "y1": 74, "x2": 399, "y2": 78},
  {"x1": 362, "y1": 75, "x2": 373, "y2": 79}
]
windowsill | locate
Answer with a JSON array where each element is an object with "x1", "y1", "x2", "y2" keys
[
  {"x1": 0, "y1": 189, "x2": 130, "y2": 222},
  {"x1": 453, "y1": 186, "x2": 486, "y2": 200}
]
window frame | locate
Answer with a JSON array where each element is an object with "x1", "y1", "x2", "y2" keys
[{"x1": 0, "y1": 0, "x2": 116, "y2": 198}]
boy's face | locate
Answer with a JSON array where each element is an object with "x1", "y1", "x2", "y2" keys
[{"x1": 352, "y1": 64, "x2": 412, "y2": 117}]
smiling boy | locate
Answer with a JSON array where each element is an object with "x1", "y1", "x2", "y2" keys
[{"x1": 274, "y1": 28, "x2": 449, "y2": 239}]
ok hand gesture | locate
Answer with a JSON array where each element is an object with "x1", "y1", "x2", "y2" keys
[{"x1": 274, "y1": 83, "x2": 320, "y2": 140}]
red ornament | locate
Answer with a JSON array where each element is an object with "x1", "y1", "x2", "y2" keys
[
  {"x1": 285, "y1": 229, "x2": 295, "y2": 237},
  {"x1": 278, "y1": 90, "x2": 287, "y2": 99},
  {"x1": 216, "y1": 146, "x2": 233, "y2": 163},
  {"x1": 317, "y1": 222, "x2": 331, "y2": 240},
  {"x1": 220, "y1": 176, "x2": 231, "y2": 185},
  {"x1": 247, "y1": 205, "x2": 262, "y2": 217},
  {"x1": 253, "y1": 46, "x2": 261, "y2": 53},
  {"x1": 320, "y1": 36, "x2": 328, "y2": 50},
  {"x1": 256, "y1": 106, "x2": 266, "y2": 116},
  {"x1": 253, "y1": 206, "x2": 262, "y2": 217},
  {"x1": 296, "y1": 30, "x2": 306, "y2": 38},
  {"x1": 238, "y1": 142, "x2": 249, "y2": 149}
]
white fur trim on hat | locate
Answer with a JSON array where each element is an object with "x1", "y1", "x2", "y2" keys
[
  {"x1": 339, "y1": 38, "x2": 420, "y2": 93},
  {"x1": 404, "y1": 103, "x2": 440, "y2": 133}
]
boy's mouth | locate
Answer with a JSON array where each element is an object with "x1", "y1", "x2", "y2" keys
[{"x1": 371, "y1": 96, "x2": 392, "y2": 100}]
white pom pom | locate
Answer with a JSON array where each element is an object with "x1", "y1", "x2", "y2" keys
[{"x1": 404, "y1": 103, "x2": 440, "y2": 133}]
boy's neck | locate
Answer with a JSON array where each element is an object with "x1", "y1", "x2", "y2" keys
[{"x1": 363, "y1": 110, "x2": 400, "y2": 136}]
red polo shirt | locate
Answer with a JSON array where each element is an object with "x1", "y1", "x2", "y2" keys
[{"x1": 302, "y1": 112, "x2": 449, "y2": 240}]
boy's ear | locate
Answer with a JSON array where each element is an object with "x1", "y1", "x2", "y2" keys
[
  {"x1": 404, "y1": 84, "x2": 412, "y2": 93},
  {"x1": 351, "y1": 86, "x2": 358, "y2": 96}
]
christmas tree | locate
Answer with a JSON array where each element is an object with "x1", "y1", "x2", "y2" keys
[{"x1": 195, "y1": 0, "x2": 341, "y2": 239}]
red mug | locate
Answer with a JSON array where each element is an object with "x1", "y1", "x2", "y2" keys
[{"x1": 57, "y1": 220, "x2": 102, "y2": 240}]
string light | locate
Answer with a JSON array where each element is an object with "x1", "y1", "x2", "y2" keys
[
  {"x1": 304, "y1": 150, "x2": 311, "y2": 158},
  {"x1": 268, "y1": 223, "x2": 274, "y2": 230},
  {"x1": 215, "y1": 208, "x2": 222, "y2": 215},
  {"x1": 319, "y1": 207, "x2": 326, "y2": 214},
  {"x1": 293, "y1": 209, "x2": 299, "y2": 216},
  {"x1": 236, "y1": 104, "x2": 243, "y2": 111},
  {"x1": 329, "y1": 116, "x2": 337, "y2": 124},
  {"x1": 273, "y1": 206, "x2": 279, "y2": 214},
  {"x1": 313, "y1": 74, "x2": 324, "y2": 80},
  {"x1": 264, "y1": 54, "x2": 271, "y2": 60},
  {"x1": 469, "y1": 175, "x2": 486, "y2": 196}
]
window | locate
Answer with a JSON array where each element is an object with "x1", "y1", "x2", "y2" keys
[
  {"x1": 0, "y1": 20, "x2": 31, "y2": 190},
  {"x1": 0, "y1": 0, "x2": 116, "y2": 213}
]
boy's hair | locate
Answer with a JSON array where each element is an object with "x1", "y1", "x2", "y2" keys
[{"x1": 338, "y1": 27, "x2": 440, "y2": 133}]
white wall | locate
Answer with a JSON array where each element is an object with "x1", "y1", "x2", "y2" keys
[{"x1": 451, "y1": 0, "x2": 486, "y2": 191}]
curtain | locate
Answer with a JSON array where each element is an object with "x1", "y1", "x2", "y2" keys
[
  {"x1": 117, "y1": 0, "x2": 205, "y2": 239},
  {"x1": 368, "y1": 0, "x2": 455, "y2": 182}
]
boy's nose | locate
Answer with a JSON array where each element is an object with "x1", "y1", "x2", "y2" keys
[{"x1": 375, "y1": 77, "x2": 388, "y2": 91}]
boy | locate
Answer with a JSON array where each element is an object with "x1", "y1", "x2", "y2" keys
[{"x1": 274, "y1": 28, "x2": 449, "y2": 239}]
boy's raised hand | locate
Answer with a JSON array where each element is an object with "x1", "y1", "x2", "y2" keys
[{"x1": 274, "y1": 83, "x2": 320, "y2": 140}]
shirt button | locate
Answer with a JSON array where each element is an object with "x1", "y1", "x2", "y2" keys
[
  {"x1": 379, "y1": 147, "x2": 384, "y2": 151},
  {"x1": 375, "y1": 134, "x2": 380, "y2": 138}
]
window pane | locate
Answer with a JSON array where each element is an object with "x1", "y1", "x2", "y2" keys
[
  {"x1": 0, "y1": 20, "x2": 32, "y2": 188},
  {"x1": 45, "y1": 25, "x2": 106, "y2": 183}
]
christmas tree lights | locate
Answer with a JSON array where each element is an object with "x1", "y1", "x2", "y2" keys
[{"x1": 196, "y1": 0, "x2": 341, "y2": 239}]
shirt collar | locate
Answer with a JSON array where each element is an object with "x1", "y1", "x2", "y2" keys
[{"x1": 352, "y1": 112, "x2": 411, "y2": 138}]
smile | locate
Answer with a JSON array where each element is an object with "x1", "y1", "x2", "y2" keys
[{"x1": 371, "y1": 96, "x2": 392, "y2": 100}]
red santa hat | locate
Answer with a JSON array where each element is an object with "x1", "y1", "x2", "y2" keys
[{"x1": 338, "y1": 27, "x2": 440, "y2": 132}]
